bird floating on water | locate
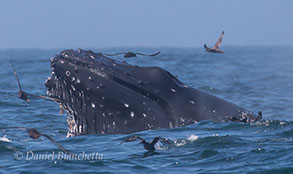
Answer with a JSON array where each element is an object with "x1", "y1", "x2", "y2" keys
[
  {"x1": 120, "y1": 136, "x2": 172, "y2": 151},
  {"x1": 204, "y1": 31, "x2": 225, "y2": 53},
  {"x1": 120, "y1": 136, "x2": 160, "y2": 150}
]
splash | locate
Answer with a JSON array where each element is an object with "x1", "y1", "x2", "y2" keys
[
  {"x1": 0, "y1": 135, "x2": 12, "y2": 142},
  {"x1": 187, "y1": 134, "x2": 199, "y2": 142},
  {"x1": 174, "y1": 134, "x2": 199, "y2": 147}
]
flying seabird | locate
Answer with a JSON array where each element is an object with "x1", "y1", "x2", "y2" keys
[
  {"x1": 0, "y1": 127, "x2": 69, "y2": 154},
  {"x1": 204, "y1": 31, "x2": 225, "y2": 53},
  {"x1": 10, "y1": 62, "x2": 60, "y2": 102}
]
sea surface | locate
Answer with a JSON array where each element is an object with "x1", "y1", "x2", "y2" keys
[{"x1": 0, "y1": 47, "x2": 293, "y2": 174}]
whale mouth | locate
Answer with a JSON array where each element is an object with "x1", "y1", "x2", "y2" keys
[{"x1": 45, "y1": 49, "x2": 177, "y2": 136}]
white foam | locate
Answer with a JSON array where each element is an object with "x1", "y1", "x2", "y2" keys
[
  {"x1": 187, "y1": 134, "x2": 199, "y2": 142},
  {"x1": 0, "y1": 135, "x2": 12, "y2": 142},
  {"x1": 174, "y1": 134, "x2": 199, "y2": 147}
]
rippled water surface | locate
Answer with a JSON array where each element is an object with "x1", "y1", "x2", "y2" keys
[{"x1": 0, "y1": 47, "x2": 293, "y2": 174}]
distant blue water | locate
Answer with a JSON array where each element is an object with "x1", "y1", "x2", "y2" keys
[{"x1": 0, "y1": 47, "x2": 293, "y2": 174}]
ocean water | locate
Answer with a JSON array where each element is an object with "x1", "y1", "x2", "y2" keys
[{"x1": 0, "y1": 47, "x2": 293, "y2": 174}]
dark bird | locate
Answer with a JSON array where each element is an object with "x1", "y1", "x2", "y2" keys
[
  {"x1": 10, "y1": 62, "x2": 30, "y2": 102},
  {"x1": 120, "y1": 136, "x2": 163, "y2": 151},
  {"x1": 10, "y1": 62, "x2": 60, "y2": 102},
  {"x1": 103, "y1": 51, "x2": 161, "y2": 58},
  {"x1": 204, "y1": 31, "x2": 225, "y2": 53},
  {"x1": 0, "y1": 127, "x2": 69, "y2": 154}
]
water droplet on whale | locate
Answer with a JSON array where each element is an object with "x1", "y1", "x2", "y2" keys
[
  {"x1": 189, "y1": 100, "x2": 195, "y2": 104},
  {"x1": 71, "y1": 85, "x2": 76, "y2": 91},
  {"x1": 74, "y1": 67, "x2": 79, "y2": 73},
  {"x1": 142, "y1": 113, "x2": 147, "y2": 117},
  {"x1": 130, "y1": 112, "x2": 134, "y2": 117}
]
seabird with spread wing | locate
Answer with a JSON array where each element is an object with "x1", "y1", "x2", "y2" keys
[
  {"x1": 10, "y1": 62, "x2": 59, "y2": 102},
  {"x1": 204, "y1": 31, "x2": 225, "y2": 53},
  {"x1": 120, "y1": 136, "x2": 171, "y2": 151},
  {"x1": 0, "y1": 127, "x2": 69, "y2": 154}
]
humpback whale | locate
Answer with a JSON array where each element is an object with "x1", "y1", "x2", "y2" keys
[
  {"x1": 204, "y1": 31, "x2": 225, "y2": 53},
  {"x1": 45, "y1": 49, "x2": 261, "y2": 136}
]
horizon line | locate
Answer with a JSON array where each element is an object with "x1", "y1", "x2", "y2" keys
[{"x1": 0, "y1": 44, "x2": 292, "y2": 50}]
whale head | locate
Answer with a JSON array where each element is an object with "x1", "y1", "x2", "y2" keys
[{"x1": 45, "y1": 49, "x2": 181, "y2": 135}]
